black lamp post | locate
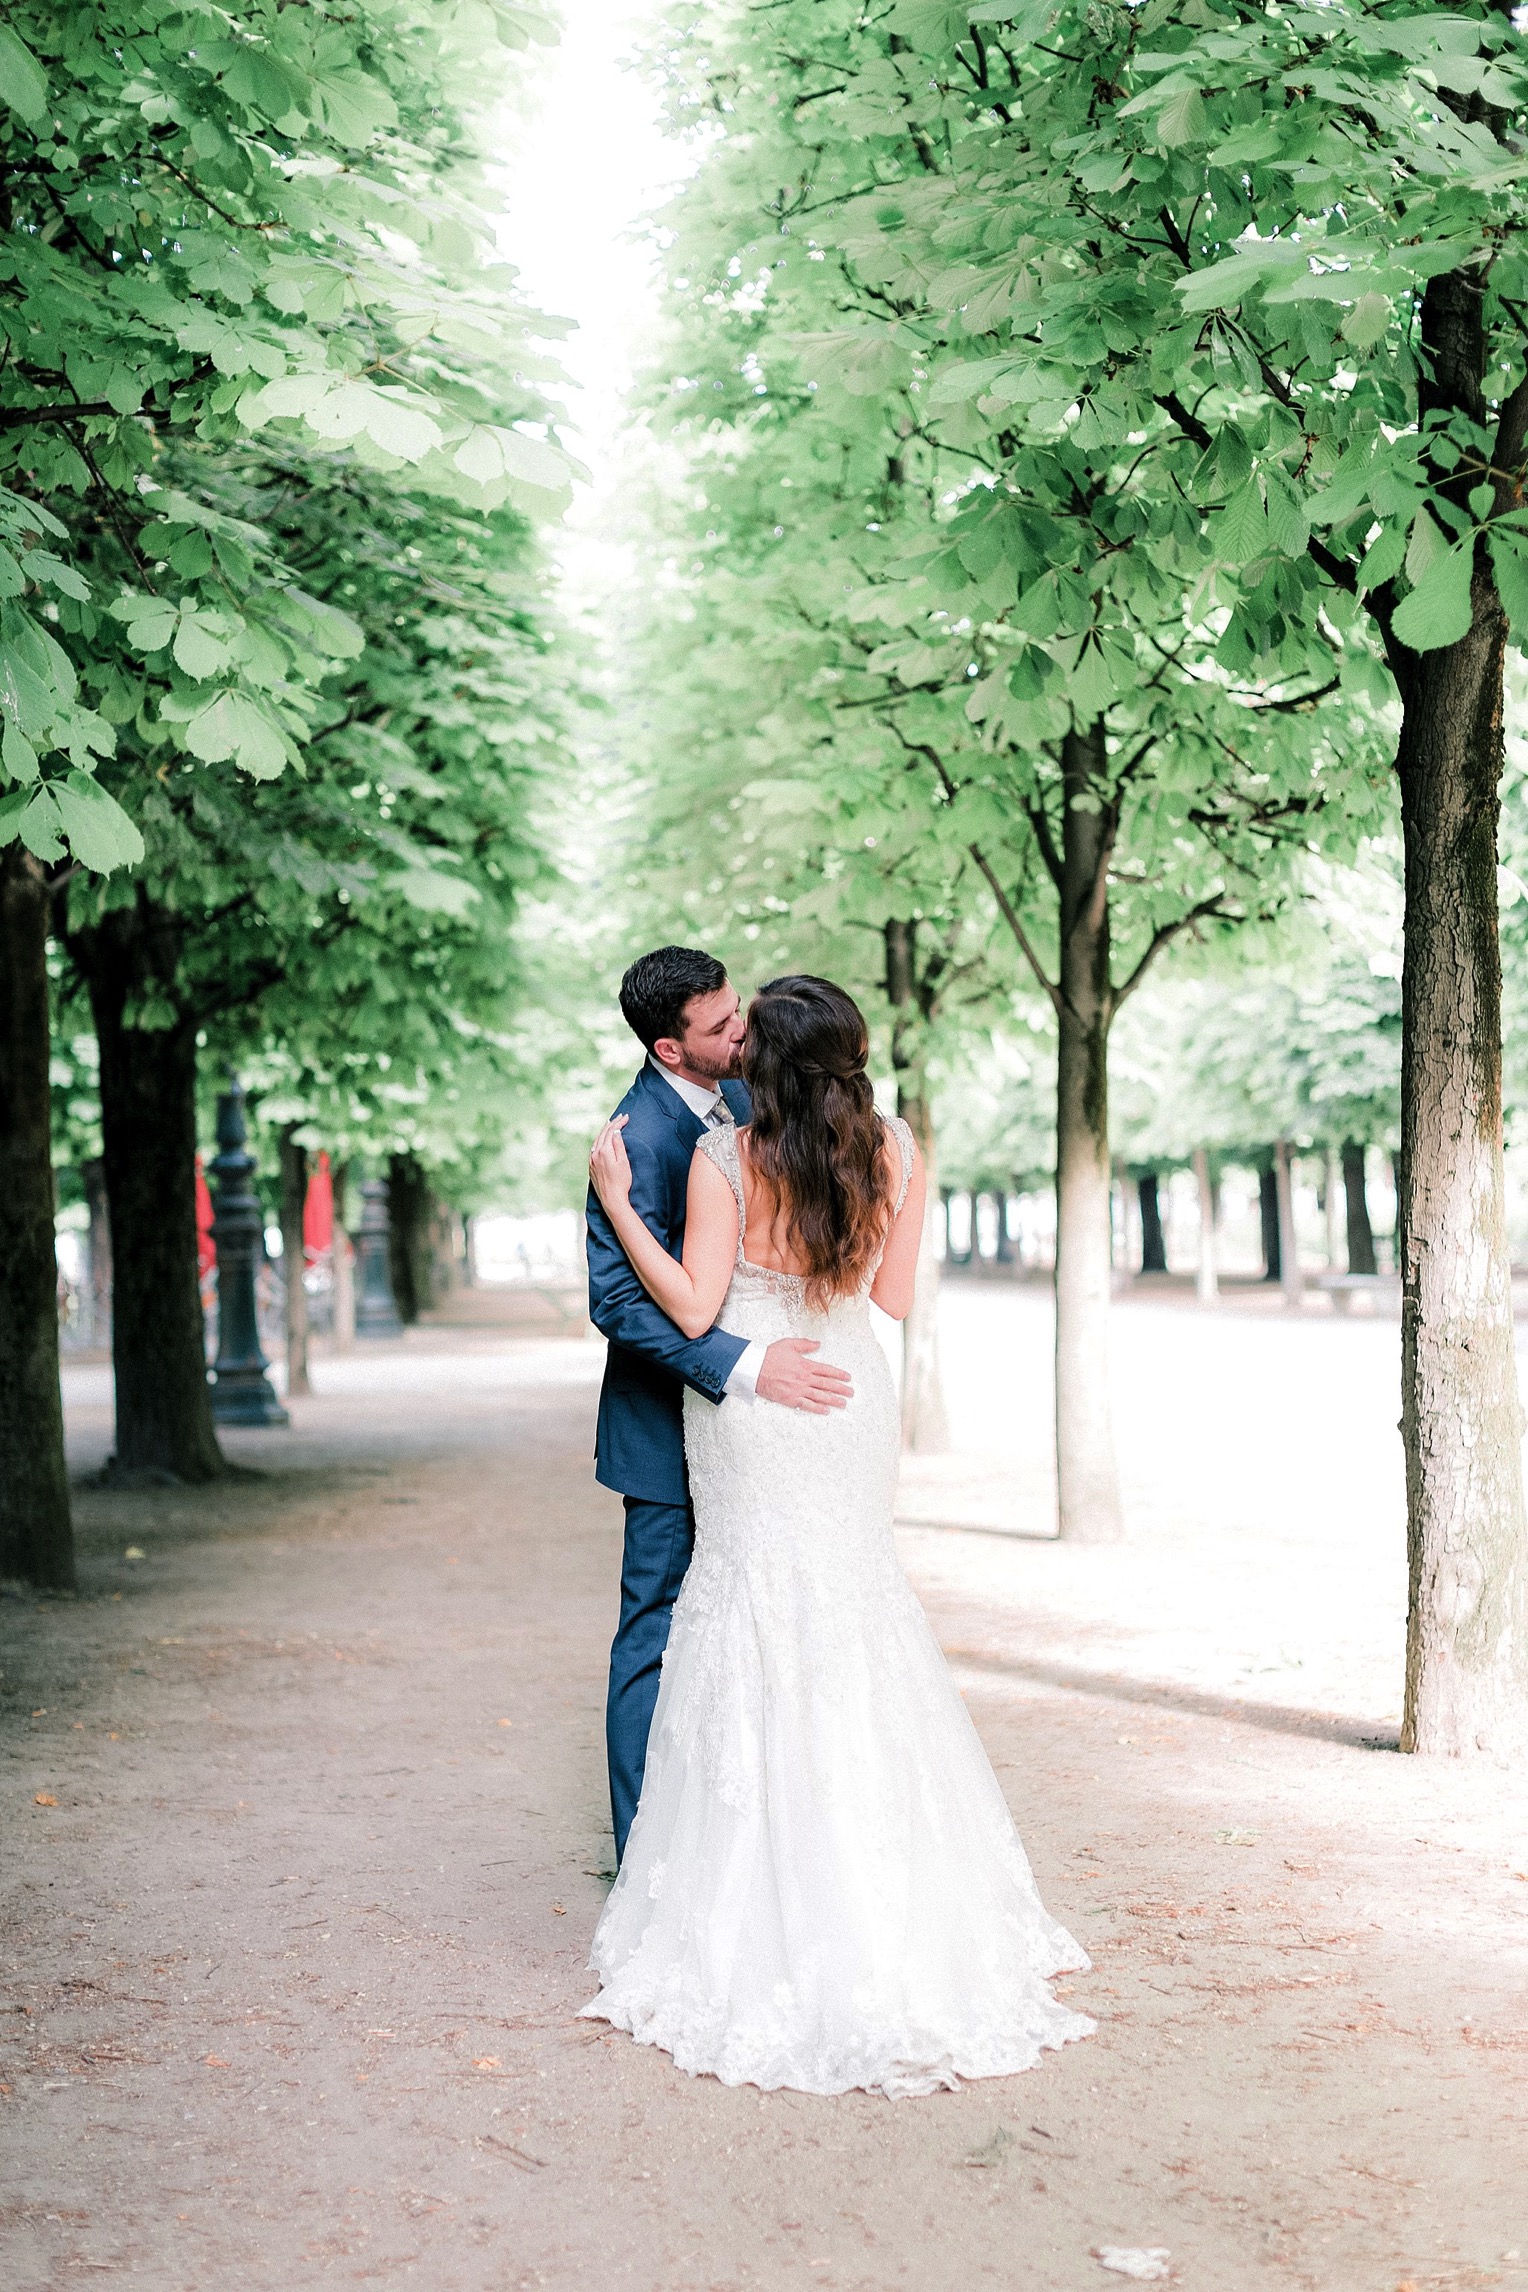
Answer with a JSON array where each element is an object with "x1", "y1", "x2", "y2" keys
[
  {"x1": 354, "y1": 1177, "x2": 402, "y2": 1337},
  {"x1": 208, "y1": 1076, "x2": 288, "y2": 1427}
]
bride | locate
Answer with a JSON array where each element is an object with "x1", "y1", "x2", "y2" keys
[{"x1": 582, "y1": 972, "x2": 1093, "y2": 2097}]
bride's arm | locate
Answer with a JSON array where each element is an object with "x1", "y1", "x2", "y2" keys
[
  {"x1": 869, "y1": 1131, "x2": 927, "y2": 1321},
  {"x1": 589, "y1": 1118, "x2": 739, "y2": 1340}
]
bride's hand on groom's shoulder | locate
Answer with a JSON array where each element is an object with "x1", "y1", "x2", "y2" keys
[{"x1": 590, "y1": 1116, "x2": 634, "y2": 1211}]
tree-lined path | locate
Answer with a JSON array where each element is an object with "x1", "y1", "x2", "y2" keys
[{"x1": 4, "y1": 1293, "x2": 1525, "y2": 2291}]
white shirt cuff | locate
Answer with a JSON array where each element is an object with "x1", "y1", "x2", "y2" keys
[{"x1": 724, "y1": 1339, "x2": 767, "y2": 1401}]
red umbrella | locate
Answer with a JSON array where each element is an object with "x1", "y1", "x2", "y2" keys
[
  {"x1": 304, "y1": 1149, "x2": 334, "y2": 1262},
  {"x1": 195, "y1": 1153, "x2": 216, "y2": 1278}
]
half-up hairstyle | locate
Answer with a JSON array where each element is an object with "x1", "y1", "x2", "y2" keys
[{"x1": 741, "y1": 975, "x2": 893, "y2": 1307}]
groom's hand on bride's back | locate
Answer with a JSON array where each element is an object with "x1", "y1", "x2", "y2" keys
[{"x1": 756, "y1": 1339, "x2": 853, "y2": 1414}]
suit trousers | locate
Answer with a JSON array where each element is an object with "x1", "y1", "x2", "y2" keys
[{"x1": 606, "y1": 1492, "x2": 695, "y2": 1864}]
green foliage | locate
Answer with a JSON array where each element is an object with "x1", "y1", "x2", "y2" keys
[
  {"x1": 0, "y1": 0, "x2": 573, "y2": 870},
  {"x1": 619, "y1": 0, "x2": 1398, "y2": 1147}
]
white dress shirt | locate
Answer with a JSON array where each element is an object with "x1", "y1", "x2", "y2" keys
[{"x1": 647, "y1": 1057, "x2": 766, "y2": 1400}]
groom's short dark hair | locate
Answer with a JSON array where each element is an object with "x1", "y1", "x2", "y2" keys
[{"x1": 620, "y1": 946, "x2": 729, "y2": 1052}]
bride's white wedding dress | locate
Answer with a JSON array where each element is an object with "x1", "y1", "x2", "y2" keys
[{"x1": 581, "y1": 1117, "x2": 1094, "y2": 2096}]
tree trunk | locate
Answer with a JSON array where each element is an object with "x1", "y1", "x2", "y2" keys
[
  {"x1": 278, "y1": 1127, "x2": 310, "y2": 1398},
  {"x1": 83, "y1": 1155, "x2": 112, "y2": 1349},
  {"x1": 884, "y1": 917, "x2": 949, "y2": 1453},
  {"x1": 0, "y1": 848, "x2": 74, "y2": 1589},
  {"x1": 1137, "y1": 1172, "x2": 1167, "y2": 1274},
  {"x1": 1342, "y1": 1140, "x2": 1377, "y2": 1276},
  {"x1": 1323, "y1": 1144, "x2": 1342, "y2": 1269},
  {"x1": 1193, "y1": 1147, "x2": 1219, "y2": 1306},
  {"x1": 1258, "y1": 1162, "x2": 1281, "y2": 1282},
  {"x1": 75, "y1": 906, "x2": 225, "y2": 1482},
  {"x1": 1054, "y1": 722, "x2": 1125, "y2": 1543},
  {"x1": 386, "y1": 1152, "x2": 431, "y2": 1326},
  {"x1": 331, "y1": 1160, "x2": 355, "y2": 1347},
  {"x1": 1395, "y1": 596, "x2": 1528, "y2": 1755},
  {"x1": 428, "y1": 1200, "x2": 460, "y2": 1301},
  {"x1": 1274, "y1": 1139, "x2": 1302, "y2": 1311},
  {"x1": 993, "y1": 1189, "x2": 1013, "y2": 1263}
]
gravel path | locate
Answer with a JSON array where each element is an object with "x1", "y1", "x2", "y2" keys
[{"x1": 3, "y1": 1293, "x2": 1526, "y2": 2291}]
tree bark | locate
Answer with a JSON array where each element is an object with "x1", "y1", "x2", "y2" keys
[
  {"x1": 1341, "y1": 1140, "x2": 1377, "y2": 1276},
  {"x1": 1257, "y1": 1161, "x2": 1281, "y2": 1282},
  {"x1": 1395, "y1": 592, "x2": 1528, "y2": 1755},
  {"x1": 0, "y1": 848, "x2": 74, "y2": 1589},
  {"x1": 386, "y1": 1152, "x2": 432, "y2": 1326},
  {"x1": 1379, "y1": 259, "x2": 1528, "y2": 1753},
  {"x1": 1274, "y1": 1139, "x2": 1302, "y2": 1311},
  {"x1": 1137, "y1": 1172, "x2": 1168, "y2": 1274},
  {"x1": 884, "y1": 917, "x2": 949, "y2": 1452},
  {"x1": 1323, "y1": 1144, "x2": 1342, "y2": 1269},
  {"x1": 72, "y1": 904, "x2": 225, "y2": 1482},
  {"x1": 1193, "y1": 1147, "x2": 1219, "y2": 1306},
  {"x1": 278, "y1": 1127, "x2": 311, "y2": 1398},
  {"x1": 82, "y1": 1155, "x2": 112, "y2": 1349},
  {"x1": 1054, "y1": 722, "x2": 1125, "y2": 1543},
  {"x1": 331, "y1": 1160, "x2": 355, "y2": 1347}
]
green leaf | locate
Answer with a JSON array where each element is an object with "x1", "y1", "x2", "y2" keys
[
  {"x1": 52, "y1": 772, "x2": 144, "y2": 873},
  {"x1": 0, "y1": 26, "x2": 50, "y2": 121},
  {"x1": 2, "y1": 718, "x2": 38, "y2": 785},
  {"x1": 172, "y1": 615, "x2": 230, "y2": 679},
  {"x1": 1341, "y1": 293, "x2": 1392, "y2": 349},
  {"x1": 1489, "y1": 534, "x2": 1528, "y2": 636},
  {"x1": 185, "y1": 691, "x2": 290, "y2": 779},
  {"x1": 1157, "y1": 88, "x2": 1208, "y2": 149},
  {"x1": 307, "y1": 67, "x2": 400, "y2": 149},
  {"x1": 17, "y1": 787, "x2": 65, "y2": 862},
  {"x1": 115, "y1": 597, "x2": 181, "y2": 654},
  {"x1": 1405, "y1": 510, "x2": 1449, "y2": 586},
  {"x1": 0, "y1": 787, "x2": 28, "y2": 846},
  {"x1": 1214, "y1": 482, "x2": 1269, "y2": 566},
  {"x1": 1392, "y1": 548, "x2": 1475, "y2": 653},
  {"x1": 20, "y1": 550, "x2": 90, "y2": 602}
]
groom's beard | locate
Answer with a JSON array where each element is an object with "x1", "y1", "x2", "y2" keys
[{"x1": 682, "y1": 1044, "x2": 744, "y2": 1083}]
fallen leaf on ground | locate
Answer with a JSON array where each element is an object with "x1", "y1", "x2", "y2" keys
[
  {"x1": 1093, "y1": 2249, "x2": 1172, "y2": 2282},
  {"x1": 203, "y1": 2055, "x2": 229, "y2": 2068},
  {"x1": 1214, "y1": 1829, "x2": 1259, "y2": 1846},
  {"x1": 962, "y1": 2126, "x2": 1014, "y2": 2168},
  {"x1": 551, "y1": 1903, "x2": 566, "y2": 1915},
  {"x1": 472, "y1": 2056, "x2": 501, "y2": 2071},
  {"x1": 497, "y1": 1718, "x2": 512, "y2": 1727},
  {"x1": 34, "y1": 1794, "x2": 57, "y2": 1807},
  {"x1": 124, "y1": 1547, "x2": 145, "y2": 1561}
]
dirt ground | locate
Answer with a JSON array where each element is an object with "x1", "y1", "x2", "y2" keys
[{"x1": 4, "y1": 1287, "x2": 1527, "y2": 2292}]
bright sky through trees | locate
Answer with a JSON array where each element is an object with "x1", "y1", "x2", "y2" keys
[{"x1": 497, "y1": 1, "x2": 692, "y2": 594}]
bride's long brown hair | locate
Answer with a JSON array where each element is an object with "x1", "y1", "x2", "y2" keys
[{"x1": 740, "y1": 975, "x2": 893, "y2": 1307}]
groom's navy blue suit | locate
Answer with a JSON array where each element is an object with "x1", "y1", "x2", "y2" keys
[{"x1": 586, "y1": 1062, "x2": 753, "y2": 1862}]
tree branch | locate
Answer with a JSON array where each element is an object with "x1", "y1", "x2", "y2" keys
[
  {"x1": 1024, "y1": 797, "x2": 1063, "y2": 889},
  {"x1": 0, "y1": 401, "x2": 118, "y2": 430},
  {"x1": 968, "y1": 841, "x2": 1060, "y2": 1010},
  {"x1": 1114, "y1": 896, "x2": 1233, "y2": 1005}
]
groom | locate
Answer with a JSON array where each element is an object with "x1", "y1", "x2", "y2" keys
[{"x1": 586, "y1": 945, "x2": 854, "y2": 1861}]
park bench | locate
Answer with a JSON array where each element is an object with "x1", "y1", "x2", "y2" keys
[{"x1": 1310, "y1": 1271, "x2": 1401, "y2": 1314}]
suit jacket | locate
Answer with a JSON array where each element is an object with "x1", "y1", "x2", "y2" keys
[{"x1": 587, "y1": 1064, "x2": 753, "y2": 1504}]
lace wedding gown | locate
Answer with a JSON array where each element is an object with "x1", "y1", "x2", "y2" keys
[{"x1": 581, "y1": 1117, "x2": 1094, "y2": 2097}]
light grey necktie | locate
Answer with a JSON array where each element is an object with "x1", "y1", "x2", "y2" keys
[{"x1": 705, "y1": 1098, "x2": 735, "y2": 1130}]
